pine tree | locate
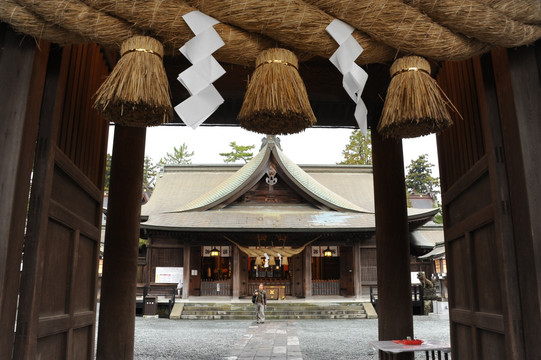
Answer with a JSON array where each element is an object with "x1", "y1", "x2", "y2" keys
[
  {"x1": 158, "y1": 143, "x2": 194, "y2": 165},
  {"x1": 143, "y1": 156, "x2": 158, "y2": 190},
  {"x1": 219, "y1": 141, "x2": 255, "y2": 163},
  {"x1": 105, "y1": 154, "x2": 159, "y2": 191},
  {"x1": 338, "y1": 129, "x2": 372, "y2": 165},
  {"x1": 104, "y1": 153, "x2": 112, "y2": 193},
  {"x1": 405, "y1": 154, "x2": 439, "y2": 195}
]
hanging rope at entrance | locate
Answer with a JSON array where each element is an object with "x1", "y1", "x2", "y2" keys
[{"x1": 224, "y1": 235, "x2": 321, "y2": 258}]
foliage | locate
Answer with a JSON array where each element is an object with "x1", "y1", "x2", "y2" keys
[
  {"x1": 139, "y1": 238, "x2": 148, "y2": 248},
  {"x1": 433, "y1": 211, "x2": 443, "y2": 224},
  {"x1": 405, "y1": 154, "x2": 440, "y2": 195},
  {"x1": 158, "y1": 143, "x2": 194, "y2": 165},
  {"x1": 105, "y1": 153, "x2": 161, "y2": 192},
  {"x1": 143, "y1": 156, "x2": 159, "y2": 190},
  {"x1": 338, "y1": 129, "x2": 372, "y2": 165},
  {"x1": 104, "y1": 153, "x2": 112, "y2": 193},
  {"x1": 219, "y1": 141, "x2": 255, "y2": 163}
]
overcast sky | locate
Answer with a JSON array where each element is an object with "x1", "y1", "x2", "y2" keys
[{"x1": 107, "y1": 125, "x2": 440, "y2": 177}]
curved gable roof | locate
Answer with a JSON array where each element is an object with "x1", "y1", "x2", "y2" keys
[
  {"x1": 273, "y1": 146, "x2": 370, "y2": 213},
  {"x1": 170, "y1": 136, "x2": 370, "y2": 213},
  {"x1": 174, "y1": 143, "x2": 271, "y2": 212}
]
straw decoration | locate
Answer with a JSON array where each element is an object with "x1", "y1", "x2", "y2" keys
[
  {"x1": 184, "y1": 0, "x2": 395, "y2": 65},
  {"x1": 405, "y1": 0, "x2": 541, "y2": 48},
  {"x1": 80, "y1": 0, "x2": 275, "y2": 65},
  {"x1": 1, "y1": 0, "x2": 540, "y2": 66},
  {"x1": 0, "y1": 0, "x2": 86, "y2": 45},
  {"x1": 93, "y1": 36, "x2": 172, "y2": 127},
  {"x1": 238, "y1": 48, "x2": 316, "y2": 135},
  {"x1": 306, "y1": 0, "x2": 490, "y2": 61},
  {"x1": 378, "y1": 56, "x2": 457, "y2": 139}
]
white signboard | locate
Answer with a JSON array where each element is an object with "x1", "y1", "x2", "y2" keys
[{"x1": 155, "y1": 267, "x2": 183, "y2": 285}]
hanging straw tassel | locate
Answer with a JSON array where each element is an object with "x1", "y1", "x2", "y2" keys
[
  {"x1": 378, "y1": 56, "x2": 457, "y2": 139},
  {"x1": 238, "y1": 48, "x2": 316, "y2": 135},
  {"x1": 94, "y1": 36, "x2": 172, "y2": 127}
]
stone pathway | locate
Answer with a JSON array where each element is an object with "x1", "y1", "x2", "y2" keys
[{"x1": 225, "y1": 321, "x2": 303, "y2": 360}]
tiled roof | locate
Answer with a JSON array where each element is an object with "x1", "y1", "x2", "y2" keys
[
  {"x1": 274, "y1": 145, "x2": 369, "y2": 213},
  {"x1": 174, "y1": 144, "x2": 271, "y2": 212},
  {"x1": 140, "y1": 136, "x2": 437, "y2": 230}
]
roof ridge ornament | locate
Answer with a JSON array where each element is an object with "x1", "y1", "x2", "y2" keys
[{"x1": 260, "y1": 135, "x2": 282, "y2": 151}]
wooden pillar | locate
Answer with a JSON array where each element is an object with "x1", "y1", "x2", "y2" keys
[
  {"x1": 303, "y1": 248, "x2": 312, "y2": 298},
  {"x1": 0, "y1": 27, "x2": 49, "y2": 358},
  {"x1": 353, "y1": 241, "x2": 362, "y2": 299},
  {"x1": 183, "y1": 245, "x2": 190, "y2": 299},
  {"x1": 232, "y1": 246, "x2": 240, "y2": 300},
  {"x1": 372, "y1": 131, "x2": 413, "y2": 360},
  {"x1": 97, "y1": 125, "x2": 146, "y2": 360}
]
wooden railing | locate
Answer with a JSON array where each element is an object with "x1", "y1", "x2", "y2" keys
[
  {"x1": 201, "y1": 279, "x2": 231, "y2": 296},
  {"x1": 312, "y1": 279, "x2": 340, "y2": 295}
]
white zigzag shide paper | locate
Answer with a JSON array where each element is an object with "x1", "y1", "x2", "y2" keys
[
  {"x1": 326, "y1": 19, "x2": 369, "y2": 134},
  {"x1": 175, "y1": 11, "x2": 226, "y2": 128}
]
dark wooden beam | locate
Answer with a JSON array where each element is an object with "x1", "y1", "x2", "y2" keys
[
  {"x1": 97, "y1": 125, "x2": 146, "y2": 359},
  {"x1": 372, "y1": 131, "x2": 413, "y2": 360},
  {"x1": 163, "y1": 57, "x2": 390, "y2": 128}
]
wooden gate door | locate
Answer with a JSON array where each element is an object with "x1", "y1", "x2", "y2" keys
[
  {"x1": 340, "y1": 246, "x2": 354, "y2": 296},
  {"x1": 290, "y1": 253, "x2": 304, "y2": 297},
  {"x1": 13, "y1": 43, "x2": 109, "y2": 359},
  {"x1": 437, "y1": 45, "x2": 541, "y2": 359},
  {"x1": 189, "y1": 246, "x2": 202, "y2": 296}
]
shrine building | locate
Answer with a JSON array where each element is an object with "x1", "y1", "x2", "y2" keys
[{"x1": 139, "y1": 136, "x2": 437, "y2": 299}]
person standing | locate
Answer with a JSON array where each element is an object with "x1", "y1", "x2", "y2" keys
[{"x1": 253, "y1": 283, "x2": 267, "y2": 324}]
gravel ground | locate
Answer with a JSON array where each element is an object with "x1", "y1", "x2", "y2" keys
[
  {"x1": 127, "y1": 314, "x2": 450, "y2": 359},
  {"x1": 132, "y1": 318, "x2": 248, "y2": 359},
  {"x1": 295, "y1": 315, "x2": 451, "y2": 360}
]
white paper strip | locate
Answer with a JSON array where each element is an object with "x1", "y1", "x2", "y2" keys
[
  {"x1": 326, "y1": 19, "x2": 369, "y2": 134},
  {"x1": 175, "y1": 11, "x2": 226, "y2": 128},
  {"x1": 174, "y1": 85, "x2": 224, "y2": 129}
]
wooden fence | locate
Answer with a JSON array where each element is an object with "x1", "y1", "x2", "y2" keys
[
  {"x1": 312, "y1": 279, "x2": 340, "y2": 295},
  {"x1": 201, "y1": 279, "x2": 231, "y2": 296}
]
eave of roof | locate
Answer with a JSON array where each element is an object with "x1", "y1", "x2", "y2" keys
[{"x1": 141, "y1": 206, "x2": 376, "y2": 232}]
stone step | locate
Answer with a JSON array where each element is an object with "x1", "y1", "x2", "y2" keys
[
  {"x1": 177, "y1": 302, "x2": 368, "y2": 320},
  {"x1": 179, "y1": 314, "x2": 368, "y2": 320},
  {"x1": 181, "y1": 309, "x2": 366, "y2": 315}
]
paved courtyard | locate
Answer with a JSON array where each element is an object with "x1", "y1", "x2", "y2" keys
[{"x1": 131, "y1": 314, "x2": 450, "y2": 359}]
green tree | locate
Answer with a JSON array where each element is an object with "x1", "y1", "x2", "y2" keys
[
  {"x1": 104, "y1": 154, "x2": 158, "y2": 191},
  {"x1": 143, "y1": 156, "x2": 158, "y2": 190},
  {"x1": 219, "y1": 141, "x2": 255, "y2": 163},
  {"x1": 104, "y1": 153, "x2": 112, "y2": 193},
  {"x1": 433, "y1": 211, "x2": 443, "y2": 224},
  {"x1": 405, "y1": 154, "x2": 440, "y2": 195},
  {"x1": 158, "y1": 143, "x2": 194, "y2": 165},
  {"x1": 338, "y1": 129, "x2": 372, "y2": 165}
]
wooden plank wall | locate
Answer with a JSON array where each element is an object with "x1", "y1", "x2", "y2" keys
[
  {"x1": 437, "y1": 44, "x2": 541, "y2": 359},
  {"x1": 437, "y1": 56, "x2": 511, "y2": 360},
  {"x1": 0, "y1": 25, "x2": 51, "y2": 359},
  {"x1": 14, "y1": 42, "x2": 109, "y2": 359}
]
